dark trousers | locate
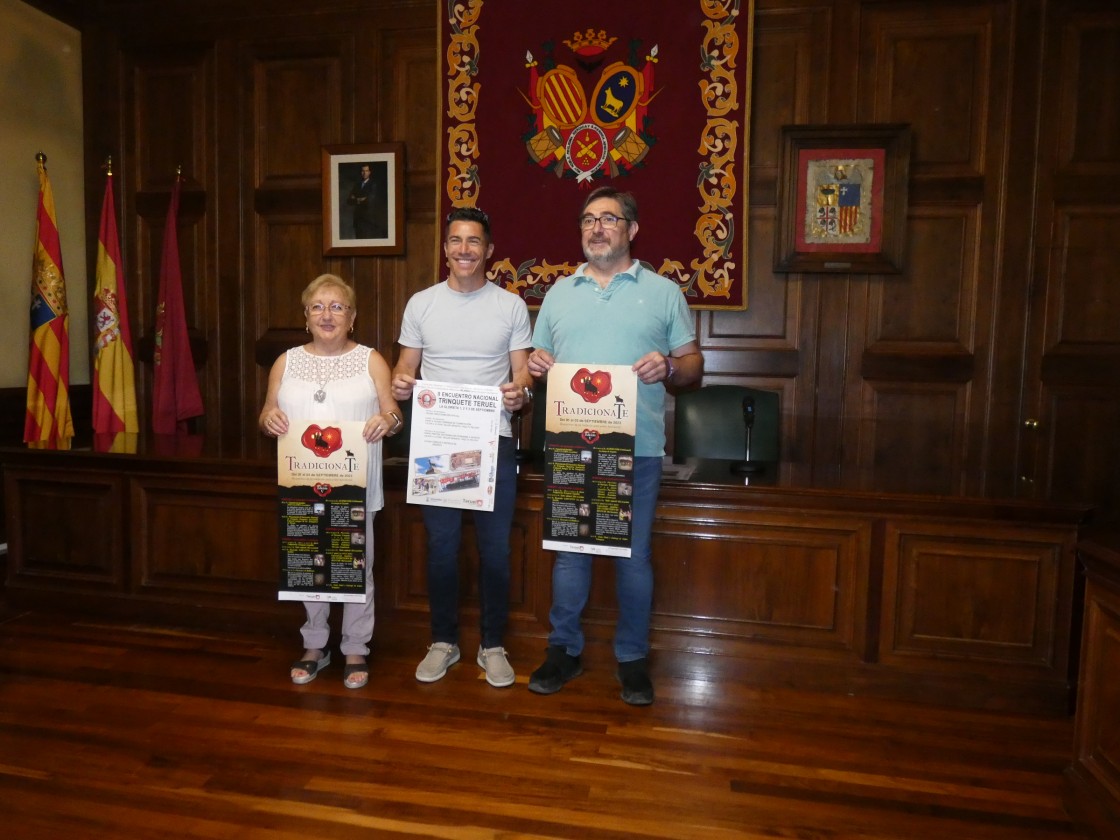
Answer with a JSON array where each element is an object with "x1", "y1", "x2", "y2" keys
[{"x1": 423, "y1": 436, "x2": 516, "y2": 649}]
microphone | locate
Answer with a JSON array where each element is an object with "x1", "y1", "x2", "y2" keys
[{"x1": 730, "y1": 395, "x2": 764, "y2": 474}]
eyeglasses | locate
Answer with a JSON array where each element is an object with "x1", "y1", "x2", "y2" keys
[
  {"x1": 306, "y1": 302, "x2": 351, "y2": 315},
  {"x1": 579, "y1": 213, "x2": 630, "y2": 231}
]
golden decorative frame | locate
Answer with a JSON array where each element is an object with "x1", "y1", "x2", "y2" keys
[
  {"x1": 439, "y1": 1, "x2": 754, "y2": 309},
  {"x1": 321, "y1": 142, "x2": 405, "y2": 256}
]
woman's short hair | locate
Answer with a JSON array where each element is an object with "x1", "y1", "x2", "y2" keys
[{"x1": 302, "y1": 274, "x2": 356, "y2": 310}]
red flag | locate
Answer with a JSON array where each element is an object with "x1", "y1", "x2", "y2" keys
[
  {"x1": 25, "y1": 154, "x2": 74, "y2": 450},
  {"x1": 151, "y1": 174, "x2": 204, "y2": 434},
  {"x1": 92, "y1": 168, "x2": 139, "y2": 438}
]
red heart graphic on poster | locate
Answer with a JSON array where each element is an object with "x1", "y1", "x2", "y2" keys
[
  {"x1": 313, "y1": 483, "x2": 332, "y2": 497},
  {"x1": 570, "y1": 368, "x2": 612, "y2": 403},
  {"x1": 301, "y1": 424, "x2": 343, "y2": 457},
  {"x1": 581, "y1": 429, "x2": 600, "y2": 445}
]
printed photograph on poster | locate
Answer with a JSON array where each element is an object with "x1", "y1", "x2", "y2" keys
[
  {"x1": 276, "y1": 419, "x2": 369, "y2": 603},
  {"x1": 542, "y1": 363, "x2": 637, "y2": 557},
  {"x1": 405, "y1": 380, "x2": 502, "y2": 512}
]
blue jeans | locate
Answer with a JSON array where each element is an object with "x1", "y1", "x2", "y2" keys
[
  {"x1": 547, "y1": 456, "x2": 662, "y2": 663},
  {"x1": 423, "y1": 435, "x2": 516, "y2": 649}
]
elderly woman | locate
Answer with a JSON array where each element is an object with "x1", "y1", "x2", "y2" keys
[{"x1": 259, "y1": 274, "x2": 401, "y2": 689}]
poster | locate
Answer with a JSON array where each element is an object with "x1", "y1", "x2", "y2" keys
[
  {"x1": 542, "y1": 363, "x2": 637, "y2": 557},
  {"x1": 405, "y1": 380, "x2": 503, "y2": 512},
  {"x1": 276, "y1": 419, "x2": 368, "y2": 603}
]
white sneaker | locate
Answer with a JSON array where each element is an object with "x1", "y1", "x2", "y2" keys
[
  {"x1": 415, "y1": 642, "x2": 460, "y2": 683},
  {"x1": 477, "y1": 646, "x2": 515, "y2": 688}
]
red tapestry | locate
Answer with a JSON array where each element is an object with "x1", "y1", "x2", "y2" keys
[{"x1": 439, "y1": 0, "x2": 754, "y2": 309}]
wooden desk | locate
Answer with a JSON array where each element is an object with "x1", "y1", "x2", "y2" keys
[{"x1": 1, "y1": 443, "x2": 1090, "y2": 713}]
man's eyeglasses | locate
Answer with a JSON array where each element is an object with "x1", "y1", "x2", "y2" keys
[
  {"x1": 306, "y1": 302, "x2": 351, "y2": 315},
  {"x1": 579, "y1": 213, "x2": 630, "y2": 231}
]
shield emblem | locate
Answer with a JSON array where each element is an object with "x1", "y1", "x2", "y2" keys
[
  {"x1": 537, "y1": 66, "x2": 587, "y2": 129},
  {"x1": 591, "y1": 63, "x2": 642, "y2": 127}
]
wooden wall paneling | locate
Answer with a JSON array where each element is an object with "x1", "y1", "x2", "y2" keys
[
  {"x1": 880, "y1": 519, "x2": 1076, "y2": 686},
  {"x1": 650, "y1": 502, "x2": 873, "y2": 661},
  {"x1": 1056, "y1": 12, "x2": 1120, "y2": 174},
  {"x1": 373, "y1": 26, "x2": 439, "y2": 362},
  {"x1": 985, "y1": 0, "x2": 1046, "y2": 500},
  {"x1": 1065, "y1": 532, "x2": 1120, "y2": 837},
  {"x1": 727, "y1": 2, "x2": 823, "y2": 352},
  {"x1": 81, "y1": 18, "x2": 124, "y2": 340},
  {"x1": 857, "y1": 382, "x2": 968, "y2": 495},
  {"x1": 1045, "y1": 387, "x2": 1120, "y2": 516},
  {"x1": 1026, "y1": 4, "x2": 1120, "y2": 519},
  {"x1": 213, "y1": 41, "x2": 248, "y2": 438},
  {"x1": 125, "y1": 46, "x2": 215, "y2": 429},
  {"x1": 1038, "y1": 209, "x2": 1120, "y2": 513},
  {"x1": 849, "y1": 3, "x2": 1010, "y2": 497},
  {"x1": 245, "y1": 38, "x2": 349, "y2": 423},
  {"x1": 4, "y1": 468, "x2": 125, "y2": 591},
  {"x1": 750, "y1": 3, "x2": 837, "y2": 484},
  {"x1": 865, "y1": 15, "x2": 993, "y2": 176},
  {"x1": 130, "y1": 474, "x2": 278, "y2": 605},
  {"x1": 857, "y1": 205, "x2": 979, "y2": 495}
]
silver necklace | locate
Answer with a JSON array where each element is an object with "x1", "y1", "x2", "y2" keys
[{"x1": 312, "y1": 353, "x2": 346, "y2": 403}]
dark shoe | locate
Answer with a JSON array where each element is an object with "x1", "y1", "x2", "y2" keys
[
  {"x1": 528, "y1": 645, "x2": 582, "y2": 695},
  {"x1": 617, "y1": 657, "x2": 654, "y2": 705}
]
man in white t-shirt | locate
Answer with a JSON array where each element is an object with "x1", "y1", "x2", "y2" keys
[{"x1": 391, "y1": 207, "x2": 534, "y2": 688}]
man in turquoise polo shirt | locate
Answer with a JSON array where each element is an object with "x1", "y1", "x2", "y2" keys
[{"x1": 526, "y1": 186, "x2": 703, "y2": 705}]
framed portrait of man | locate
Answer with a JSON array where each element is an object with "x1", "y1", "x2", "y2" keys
[{"x1": 321, "y1": 142, "x2": 405, "y2": 256}]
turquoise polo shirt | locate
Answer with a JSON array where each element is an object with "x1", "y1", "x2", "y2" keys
[{"x1": 532, "y1": 260, "x2": 695, "y2": 457}]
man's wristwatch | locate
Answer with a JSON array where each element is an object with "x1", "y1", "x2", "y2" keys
[
  {"x1": 665, "y1": 356, "x2": 676, "y2": 382},
  {"x1": 522, "y1": 385, "x2": 534, "y2": 403}
]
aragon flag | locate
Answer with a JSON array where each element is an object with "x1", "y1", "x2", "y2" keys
[
  {"x1": 151, "y1": 172, "x2": 204, "y2": 434},
  {"x1": 92, "y1": 165, "x2": 139, "y2": 439},
  {"x1": 24, "y1": 153, "x2": 74, "y2": 450}
]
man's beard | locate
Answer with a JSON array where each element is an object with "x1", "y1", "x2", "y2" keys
[{"x1": 583, "y1": 237, "x2": 627, "y2": 266}]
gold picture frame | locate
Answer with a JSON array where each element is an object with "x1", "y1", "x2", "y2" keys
[{"x1": 321, "y1": 142, "x2": 405, "y2": 256}]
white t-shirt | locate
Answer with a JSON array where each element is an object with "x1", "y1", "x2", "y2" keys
[{"x1": 398, "y1": 280, "x2": 532, "y2": 437}]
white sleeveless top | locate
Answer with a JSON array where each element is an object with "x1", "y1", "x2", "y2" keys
[{"x1": 277, "y1": 344, "x2": 384, "y2": 512}]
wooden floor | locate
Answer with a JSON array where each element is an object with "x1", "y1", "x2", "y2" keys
[{"x1": 0, "y1": 606, "x2": 1089, "y2": 840}]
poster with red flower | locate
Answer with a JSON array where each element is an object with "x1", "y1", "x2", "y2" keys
[
  {"x1": 543, "y1": 363, "x2": 637, "y2": 557},
  {"x1": 276, "y1": 419, "x2": 369, "y2": 603}
]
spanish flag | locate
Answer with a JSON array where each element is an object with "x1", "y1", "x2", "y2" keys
[
  {"x1": 24, "y1": 154, "x2": 74, "y2": 450},
  {"x1": 92, "y1": 165, "x2": 139, "y2": 439},
  {"x1": 151, "y1": 172, "x2": 204, "y2": 434}
]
